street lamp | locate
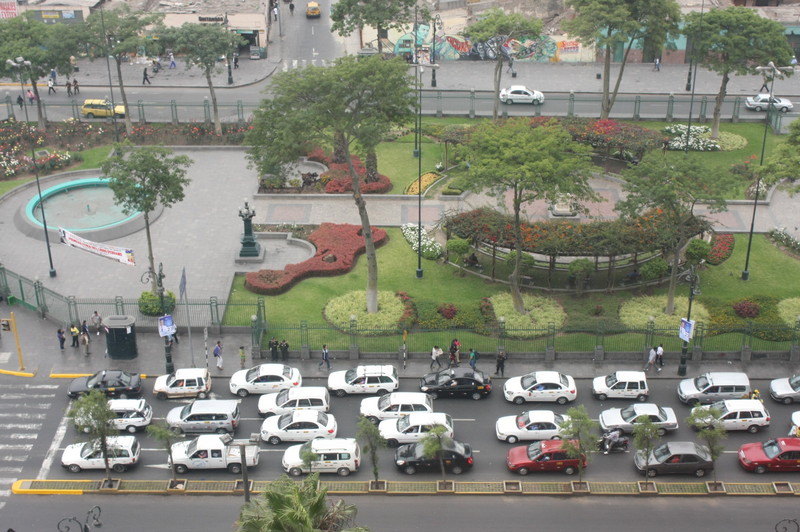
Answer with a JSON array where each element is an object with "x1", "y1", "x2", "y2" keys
[
  {"x1": 741, "y1": 61, "x2": 793, "y2": 281},
  {"x1": 430, "y1": 14, "x2": 443, "y2": 88},
  {"x1": 142, "y1": 263, "x2": 174, "y2": 373},
  {"x1": 682, "y1": 0, "x2": 704, "y2": 152},
  {"x1": 56, "y1": 505, "x2": 102, "y2": 532},
  {"x1": 677, "y1": 266, "x2": 700, "y2": 377},
  {"x1": 7, "y1": 56, "x2": 57, "y2": 278},
  {"x1": 416, "y1": 62, "x2": 424, "y2": 280},
  {"x1": 99, "y1": 6, "x2": 120, "y2": 142}
]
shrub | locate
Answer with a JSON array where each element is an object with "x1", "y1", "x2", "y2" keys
[
  {"x1": 733, "y1": 299, "x2": 760, "y2": 319},
  {"x1": 438, "y1": 303, "x2": 458, "y2": 320},
  {"x1": 323, "y1": 291, "x2": 405, "y2": 331},
  {"x1": 777, "y1": 298, "x2": 800, "y2": 327},
  {"x1": 640, "y1": 258, "x2": 669, "y2": 281},
  {"x1": 490, "y1": 293, "x2": 567, "y2": 335},
  {"x1": 138, "y1": 290, "x2": 176, "y2": 316},
  {"x1": 415, "y1": 300, "x2": 484, "y2": 330},
  {"x1": 395, "y1": 291, "x2": 417, "y2": 331},
  {"x1": 400, "y1": 223, "x2": 443, "y2": 260},
  {"x1": 685, "y1": 239, "x2": 711, "y2": 266},
  {"x1": 770, "y1": 227, "x2": 800, "y2": 255},
  {"x1": 446, "y1": 237, "x2": 470, "y2": 259},
  {"x1": 405, "y1": 172, "x2": 441, "y2": 195},
  {"x1": 505, "y1": 250, "x2": 537, "y2": 274},
  {"x1": 619, "y1": 296, "x2": 710, "y2": 329},
  {"x1": 706, "y1": 234, "x2": 734, "y2": 265}
]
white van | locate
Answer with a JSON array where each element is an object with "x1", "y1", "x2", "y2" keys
[
  {"x1": 592, "y1": 371, "x2": 649, "y2": 401},
  {"x1": 678, "y1": 372, "x2": 751, "y2": 405},
  {"x1": 166, "y1": 400, "x2": 241, "y2": 434},
  {"x1": 691, "y1": 399, "x2": 770, "y2": 433},
  {"x1": 359, "y1": 392, "x2": 433, "y2": 423},
  {"x1": 74, "y1": 398, "x2": 153, "y2": 434},
  {"x1": 153, "y1": 368, "x2": 211, "y2": 400},
  {"x1": 258, "y1": 387, "x2": 330, "y2": 417},
  {"x1": 282, "y1": 438, "x2": 360, "y2": 477}
]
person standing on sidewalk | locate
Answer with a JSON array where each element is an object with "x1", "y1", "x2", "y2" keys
[
  {"x1": 214, "y1": 340, "x2": 223, "y2": 370},
  {"x1": 318, "y1": 344, "x2": 330, "y2": 370},
  {"x1": 72, "y1": 79, "x2": 79, "y2": 94},
  {"x1": 66, "y1": 80, "x2": 72, "y2": 97},
  {"x1": 644, "y1": 346, "x2": 657, "y2": 372},
  {"x1": 289, "y1": 2, "x2": 295, "y2": 15},
  {"x1": 142, "y1": 67, "x2": 151, "y2": 85},
  {"x1": 279, "y1": 339, "x2": 289, "y2": 361},
  {"x1": 169, "y1": 52, "x2": 177, "y2": 69},
  {"x1": 233, "y1": 54, "x2": 239, "y2": 69},
  {"x1": 655, "y1": 344, "x2": 664, "y2": 371},
  {"x1": 468, "y1": 348, "x2": 478, "y2": 369},
  {"x1": 16, "y1": 95, "x2": 23, "y2": 109},
  {"x1": 269, "y1": 337, "x2": 279, "y2": 361},
  {"x1": 91, "y1": 311, "x2": 103, "y2": 335},
  {"x1": 57, "y1": 328, "x2": 66, "y2": 350},
  {"x1": 430, "y1": 345, "x2": 443, "y2": 370},
  {"x1": 81, "y1": 331, "x2": 90, "y2": 356},
  {"x1": 239, "y1": 346, "x2": 247, "y2": 369},
  {"x1": 653, "y1": 58, "x2": 660, "y2": 72},
  {"x1": 70, "y1": 324, "x2": 80, "y2": 347},
  {"x1": 495, "y1": 350, "x2": 506, "y2": 377}
]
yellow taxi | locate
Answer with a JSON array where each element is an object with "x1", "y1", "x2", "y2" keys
[
  {"x1": 80, "y1": 99, "x2": 125, "y2": 119},
  {"x1": 305, "y1": 1, "x2": 321, "y2": 18}
]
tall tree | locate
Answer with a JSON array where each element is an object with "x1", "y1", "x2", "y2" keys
[
  {"x1": 684, "y1": 7, "x2": 793, "y2": 139},
  {"x1": 165, "y1": 23, "x2": 247, "y2": 135},
  {"x1": 0, "y1": 14, "x2": 81, "y2": 130},
  {"x1": 69, "y1": 390, "x2": 118, "y2": 486},
  {"x1": 420, "y1": 425, "x2": 453, "y2": 482},
  {"x1": 356, "y1": 415, "x2": 386, "y2": 485},
  {"x1": 102, "y1": 142, "x2": 192, "y2": 294},
  {"x1": 146, "y1": 421, "x2": 184, "y2": 483},
  {"x1": 463, "y1": 9, "x2": 542, "y2": 122},
  {"x1": 560, "y1": 405, "x2": 598, "y2": 485},
  {"x1": 463, "y1": 118, "x2": 596, "y2": 313},
  {"x1": 237, "y1": 473, "x2": 367, "y2": 532},
  {"x1": 686, "y1": 406, "x2": 727, "y2": 486},
  {"x1": 331, "y1": 0, "x2": 421, "y2": 54},
  {"x1": 563, "y1": 0, "x2": 681, "y2": 120},
  {"x1": 762, "y1": 119, "x2": 800, "y2": 194},
  {"x1": 247, "y1": 56, "x2": 415, "y2": 313},
  {"x1": 632, "y1": 417, "x2": 662, "y2": 482},
  {"x1": 617, "y1": 152, "x2": 734, "y2": 315},
  {"x1": 83, "y1": 6, "x2": 164, "y2": 135}
]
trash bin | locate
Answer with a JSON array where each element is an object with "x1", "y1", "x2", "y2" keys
[{"x1": 105, "y1": 315, "x2": 138, "y2": 360}]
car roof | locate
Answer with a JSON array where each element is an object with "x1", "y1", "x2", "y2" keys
[
  {"x1": 775, "y1": 438, "x2": 800, "y2": 451},
  {"x1": 187, "y1": 400, "x2": 239, "y2": 413},
  {"x1": 507, "y1": 85, "x2": 529, "y2": 91},
  {"x1": 531, "y1": 371, "x2": 565, "y2": 383},
  {"x1": 720, "y1": 399, "x2": 765, "y2": 410},
  {"x1": 284, "y1": 386, "x2": 328, "y2": 398},
  {"x1": 522, "y1": 410, "x2": 557, "y2": 423},
  {"x1": 257, "y1": 364, "x2": 289, "y2": 375},
  {"x1": 96, "y1": 435, "x2": 137, "y2": 447},
  {"x1": 439, "y1": 367, "x2": 483, "y2": 379},
  {"x1": 665, "y1": 441, "x2": 704, "y2": 454},
  {"x1": 386, "y1": 392, "x2": 429, "y2": 402},
  {"x1": 173, "y1": 368, "x2": 208, "y2": 378},
  {"x1": 356, "y1": 365, "x2": 396, "y2": 376},
  {"x1": 629, "y1": 403, "x2": 661, "y2": 415},
  {"x1": 107, "y1": 399, "x2": 147, "y2": 410},
  {"x1": 309, "y1": 438, "x2": 357, "y2": 451},
  {"x1": 702, "y1": 372, "x2": 750, "y2": 385},
  {"x1": 405, "y1": 412, "x2": 448, "y2": 423},
  {"x1": 283, "y1": 410, "x2": 324, "y2": 422},
  {"x1": 612, "y1": 371, "x2": 646, "y2": 380}
]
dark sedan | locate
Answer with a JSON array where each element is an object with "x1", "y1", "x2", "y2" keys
[
  {"x1": 419, "y1": 368, "x2": 491, "y2": 400},
  {"x1": 68, "y1": 370, "x2": 142, "y2": 399},
  {"x1": 394, "y1": 439, "x2": 473, "y2": 475},
  {"x1": 634, "y1": 441, "x2": 713, "y2": 478}
]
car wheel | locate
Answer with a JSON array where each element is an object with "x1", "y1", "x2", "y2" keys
[
  {"x1": 289, "y1": 467, "x2": 303, "y2": 477},
  {"x1": 517, "y1": 467, "x2": 529, "y2": 476},
  {"x1": 334, "y1": 389, "x2": 347, "y2": 398},
  {"x1": 508, "y1": 99, "x2": 515, "y2": 104},
  {"x1": 367, "y1": 416, "x2": 379, "y2": 424},
  {"x1": 783, "y1": 397, "x2": 794, "y2": 405},
  {"x1": 170, "y1": 426, "x2": 183, "y2": 435},
  {"x1": 687, "y1": 399, "x2": 700, "y2": 407},
  {"x1": 68, "y1": 464, "x2": 81, "y2": 473},
  {"x1": 119, "y1": 393, "x2": 128, "y2": 400},
  {"x1": 174, "y1": 464, "x2": 188, "y2": 474},
  {"x1": 197, "y1": 391, "x2": 208, "y2": 400},
  {"x1": 636, "y1": 394, "x2": 647, "y2": 402},
  {"x1": 656, "y1": 428, "x2": 666, "y2": 437},
  {"x1": 337, "y1": 467, "x2": 351, "y2": 477},
  {"x1": 754, "y1": 465, "x2": 767, "y2": 474},
  {"x1": 237, "y1": 389, "x2": 249, "y2": 398},
  {"x1": 506, "y1": 435, "x2": 518, "y2": 444},
  {"x1": 268, "y1": 436, "x2": 281, "y2": 445},
  {"x1": 112, "y1": 464, "x2": 127, "y2": 473},
  {"x1": 556, "y1": 397, "x2": 568, "y2": 405},
  {"x1": 471, "y1": 392, "x2": 482, "y2": 401},
  {"x1": 780, "y1": 107, "x2": 790, "y2": 113},
  {"x1": 564, "y1": 466, "x2": 577, "y2": 476},
  {"x1": 86, "y1": 113, "x2": 95, "y2": 118},
  {"x1": 647, "y1": 469, "x2": 657, "y2": 478},
  {"x1": 451, "y1": 465, "x2": 464, "y2": 475},
  {"x1": 747, "y1": 425, "x2": 760, "y2": 434},
  {"x1": 597, "y1": 393, "x2": 608, "y2": 401},
  {"x1": 754, "y1": 106, "x2": 763, "y2": 112},
  {"x1": 156, "y1": 392, "x2": 167, "y2": 400},
  {"x1": 387, "y1": 439, "x2": 399, "y2": 448},
  {"x1": 377, "y1": 388, "x2": 389, "y2": 396},
  {"x1": 551, "y1": 435, "x2": 562, "y2": 440},
  {"x1": 125, "y1": 425, "x2": 137, "y2": 434},
  {"x1": 216, "y1": 428, "x2": 229, "y2": 435},
  {"x1": 513, "y1": 396, "x2": 525, "y2": 405},
  {"x1": 403, "y1": 465, "x2": 416, "y2": 475},
  {"x1": 694, "y1": 468, "x2": 707, "y2": 477},
  {"x1": 228, "y1": 463, "x2": 242, "y2": 474}
]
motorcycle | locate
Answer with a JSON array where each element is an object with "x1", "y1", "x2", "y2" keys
[{"x1": 596, "y1": 430, "x2": 630, "y2": 454}]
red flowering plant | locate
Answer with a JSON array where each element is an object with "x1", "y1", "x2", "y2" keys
[
  {"x1": 733, "y1": 299, "x2": 760, "y2": 319},
  {"x1": 396, "y1": 291, "x2": 417, "y2": 330},
  {"x1": 706, "y1": 233, "x2": 734, "y2": 265},
  {"x1": 437, "y1": 303, "x2": 458, "y2": 320}
]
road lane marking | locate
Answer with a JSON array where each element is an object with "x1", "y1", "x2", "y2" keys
[
  {"x1": 0, "y1": 394, "x2": 56, "y2": 400},
  {"x1": 0, "y1": 384, "x2": 59, "y2": 390},
  {"x1": 0, "y1": 424, "x2": 42, "y2": 430},
  {"x1": 0, "y1": 413, "x2": 46, "y2": 419},
  {"x1": 6, "y1": 434, "x2": 38, "y2": 440},
  {"x1": 0, "y1": 445, "x2": 32, "y2": 451},
  {"x1": 37, "y1": 403, "x2": 70, "y2": 480},
  {"x1": 0, "y1": 467, "x2": 22, "y2": 473},
  {"x1": 453, "y1": 418, "x2": 476, "y2": 422},
  {"x1": 0, "y1": 403, "x2": 52, "y2": 410},
  {"x1": 0, "y1": 456, "x2": 26, "y2": 462}
]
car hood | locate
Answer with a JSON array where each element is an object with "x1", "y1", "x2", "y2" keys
[
  {"x1": 495, "y1": 415, "x2": 517, "y2": 434},
  {"x1": 166, "y1": 406, "x2": 183, "y2": 425},
  {"x1": 61, "y1": 442, "x2": 86, "y2": 464},
  {"x1": 395, "y1": 443, "x2": 416, "y2": 460},
  {"x1": 770, "y1": 378, "x2": 794, "y2": 397},
  {"x1": 503, "y1": 377, "x2": 524, "y2": 394},
  {"x1": 599, "y1": 409, "x2": 624, "y2": 429},
  {"x1": 378, "y1": 419, "x2": 398, "y2": 434},
  {"x1": 739, "y1": 442, "x2": 768, "y2": 461},
  {"x1": 591, "y1": 376, "x2": 605, "y2": 391},
  {"x1": 327, "y1": 371, "x2": 347, "y2": 388},
  {"x1": 678, "y1": 379, "x2": 697, "y2": 396},
  {"x1": 420, "y1": 373, "x2": 438, "y2": 386},
  {"x1": 359, "y1": 397, "x2": 380, "y2": 416},
  {"x1": 229, "y1": 370, "x2": 248, "y2": 388},
  {"x1": 170, "y1": 440, "x2": 192, "y2": 460},
  {"x1": 258, "y1": 393, "x2": 278, "y2": 413},
  {"x1": 506, "y1": 445, "x2": 530, "y2": 467},
  {"x1": 152, "y1": 375, "x2": 169, "y2": 392},
  {"x1": 260, "y1": 416, "x2": 281, "y2": 433},
  {"x1": 68, "y1": 376, "x2": 91, "y2": 395},
  {"x1": 282, "y1": 444, "x2": 302, "y2": 466}
]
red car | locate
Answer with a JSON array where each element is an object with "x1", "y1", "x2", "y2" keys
[
  {"x1": 507, "y1": 439, "x2": 585, "y2": 476},
  {"x1": 738, "y1": 437, "x2": 800, "y2": 474}
]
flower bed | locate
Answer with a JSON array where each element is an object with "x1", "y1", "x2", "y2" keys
[
  {"x1": 306, "y1": 148, "x2": 392, "y2": 194},
  {"x1": 244, "y1": 223, "x2": 388, "y2": 295},
  {"x1": 662, "y1": 124, "x2": 720, "y2": 152},
  {"x1": 405, "y1": 172, "x2": 441, "y2": 195},
  {"x1": 706, "y1": 233, "x2": 734, "y2": 265},
  {"x1": 401, "y1": 223, "x2": 443, "y2": 259}
]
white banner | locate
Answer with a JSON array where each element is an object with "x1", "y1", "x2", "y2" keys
[
  {"x1": 679, "y1": 318, "x2": 695, "y2": 342},
  {"x1": 59, "y1": 228, "x2": 136, "y2": 266}
]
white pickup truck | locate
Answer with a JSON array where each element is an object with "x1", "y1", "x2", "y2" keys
[{"x1": 170, "y1": 433, "x2": 260, "y2": 474}]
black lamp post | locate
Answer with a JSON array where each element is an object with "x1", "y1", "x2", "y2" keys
[
  {"x1": 100, "y1": 6, "x2": 120, "y2": 142},
  {"x1": 416, "y1": 62, "x2": 424, "y2": 280},
  {"x1": 682, "y1": 0, "x2": 704, "y2": 152},
  {"x1": 226, "y1": 12, "x2": 234, "y2": 85},
  {"x1": 56, "y1": 505, "x2": 102, "y2": 532},
  {"x1": 238, "y1": 199, "x2": 262, "y2": 257},
  {"x1": 7, "y1": 56, "x2": 56, "y2": 278},
  {"x1": 741, "y1": 61, "x2": 793, "y2": 281},
  {"x1": 142, "y1": 263, "x2": 174, "y2": 373},
  {"x1": 430, "y1": 14, "x2": 442, "y2": 88},
  {"x1": 677, "y1": 266, "x2": 700, "y2": 377}
]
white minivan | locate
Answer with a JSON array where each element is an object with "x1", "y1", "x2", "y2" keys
[
  {"x1": 258, "y1": 387, "x2": 330, "y2": 417},
  {"x1": 592, "y1": 371, "x2": 649, "y2": 401},
  {"x1": 690, "y1": 399, "x2": 770, "y2": 433},
  {"x1": 282, "y1": 438, "x2": 361, "y2": 477},
  {"x1": 359, "y1": 392, "x2": 433, "y2": 423}
]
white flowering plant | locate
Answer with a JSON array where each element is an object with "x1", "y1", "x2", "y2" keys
[
  {"x1": 401, "y1": 223, "x2": 443, "y2": 260},
  {"x1": 662, "y1": 124, "x2": 720, "y2": 152}
]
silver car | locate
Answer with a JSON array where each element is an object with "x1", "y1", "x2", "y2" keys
[
  {"x1": 599, "y1": 403, "x2": 678, "y2": 436},
  {"x1": 769, "y1": 375, "x2": 800, "y2": 405}
]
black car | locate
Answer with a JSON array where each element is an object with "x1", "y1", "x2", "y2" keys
[
  {"x1": 68, "y1": 370, "x2": 142, "y2": 399},
  {"x1": 395, "y1": 439, "x2": 474, "y2": 475},
  {"x1": 419, "y1": 368, "x2": 492, "y2": 400}
]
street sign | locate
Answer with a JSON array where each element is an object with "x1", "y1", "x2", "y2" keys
[{"x1": 158, "y1": 315, "x2": 177, "y2": 338}]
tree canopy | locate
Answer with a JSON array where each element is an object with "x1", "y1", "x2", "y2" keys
[
  {"x1": 331, "y1": 0, "x2": 422, "y2": 54},
  {"x1": 762, "y1": 119, "x2": 800, "y2": 194},
  {"x1": 69, "y1": 389, "x2": 118, "y2": 484}
]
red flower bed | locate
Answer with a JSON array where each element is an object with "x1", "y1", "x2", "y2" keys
[
  {"x1": 306, "y1": 148, "x2": 391, "y2": 194},
  {"x1": 438, "y1": 303, "x2": 458, "y2": 320},
  {"x1": 733, "y1": 299, "x2": 760, "y2": 318},
  {"x1": 707, "y1": 233, "x2": 734, "y2": 265},
  {"x1": 325, "y1": 173, "x2": 392, "y2": 194},
  {"x1": 244, "y1": 223, "x2": 388, "y2": 295}
]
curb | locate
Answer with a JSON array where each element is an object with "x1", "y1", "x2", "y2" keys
[{"x1": 0, "y1": 368, "x2": 37, "y2": 377}]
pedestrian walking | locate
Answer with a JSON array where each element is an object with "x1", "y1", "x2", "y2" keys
[
  {"x1": 26, "y1": 89, "x2": 35, "y2": 104},
  {"x1": 644, "y1": 346, "x2": 657, "y2": 372},
  {"x1": 655, "y1": 344, "x2": 664, "y2": 371},
  {"x1": 142, "y1": 67, "x2": 151, "y2": 85},
  {"x1": 65, "y1": 80, "x2": 72, "y2": 97},
  {"x1": 279, "y1": 339, "x2": 289, "y2": 361},
  {"x1": 318, "y1": 344, "x2": 330, "y2": 370},
  {"x1": 269, "y1": 337, "x2": 279, "y2": 361},
  {"x1": 272, "y1": 6, "x2": 278, "y2": 20},
  {"x1": 169, "y1": 52, "x2": 176, "y2": 69},
  {"x1": 81, "y1": 332, "x2": 90, "y2": 356},
  {"x1": 213, "y1": 340, "x2": 224, "y2": 370},
  {"x1": 759, "y1": 75, "x2": 771, "y2": 93},
  {"x1": 57, "y1": 328, "x2": 66, "y2": 350},
  {"x1": 468, "y1": 348, "x2": 478, "y2": 369},
  {"x1": 289, "y1": 2, "x2": 295, "y2": 15},
  {"x1": 91, "y1": 311, "x2": 103, "y2": 335},
  {"x1": 47, "y1": 78, "x2": 56, "y2": 94},
  {"x1": 70, "y1": 324, "x2": 80, "y2": 347},
  {"x1": 239, "y1": 346, "x2": 247, "y2": 369},
  {"x1": 495, "y1": 350, "x2": 506, "y2": 377},
  {"x1": 653, "y1": 58, "x2": 660, "y2": 72},
  {"x1": 72, "y1": 79, "x2": 79, "y2": 94},
  {"x1": 506, "y1": 56, "x2": 514, "y2": 74},
  {"x1": 750, "y1": 389, "x2": 762, "y2": 402},
  {"x1": 50, "y1": 69, "x2": 57, "y2": 83},
  {"x1": 430, "y1": 345, "x2": 443, "y2": 370},
  {"x1": 449, "y1": 339, "x2": 461, "y2": 365},
  {"x1": 233, "y1": 54, "x2": 239, "y2": 69},
  {"x1": 16, "y1": 95, "x2": 23, "y2": 109},
  {"x1": 80, "y1": 320, "x2": 90, "y2": 337}
]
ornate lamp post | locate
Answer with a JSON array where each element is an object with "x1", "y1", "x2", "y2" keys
[
  {"x1": 142, "y1": 263, "x2": 174, "y2": 373},
  {"x1": 99, "y1": 6, "x2": 120, "y2": 142},
  {"x1": 677, "y1": 266, "x2": 700, "y2": 377},
  {"x1": 238, "y1": 199, "x2": 262, "y2": 257},
  {"x1": 430, "y1": 13, "x2": 442, "y2": 88},
  {"x1": 741, "y1": 61, "x2": 793, "y2": 281},
  {"x1": 56, "y1": 505, "x2": 102, "y2": 532},
  {"x1": 7, "y1": 56, "x2": 56, "y2": 278}
]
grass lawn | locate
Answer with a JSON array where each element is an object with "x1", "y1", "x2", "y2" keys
[
  {"x1": 0, "y1": 145, "x2": 111, "y2": 196},
  {"x1": 377, "y1": 135, "x2": 443, "y2": 194}
]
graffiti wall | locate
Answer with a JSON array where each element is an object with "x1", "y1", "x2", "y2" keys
[{"x1": 371, "y1": 23, "x2": 595, "y2": 63}]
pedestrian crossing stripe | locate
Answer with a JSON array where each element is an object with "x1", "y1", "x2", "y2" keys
[{"x1": 282, "y1": 59, "x2": 329, "y2": 72}]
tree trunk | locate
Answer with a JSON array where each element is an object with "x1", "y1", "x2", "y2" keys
[
  {"x1": 345, "y1": 146, "x2": 378, "y2": 313},
  {"x1": 205, "y1": 69, "x2": 222, "y2": 135},
  {"x1": 144, "y1": 212, "x2": 158, "y2": 294},
  {"x1": 710, "y1": 71, "x2": 730, "y2": 139},
  {"x1": 333, "y1": 130, "x2": 347, "y2": 163},
  {"x1": 600, "y1": 41, "x2": 613, "y2": 120},
  {"x1": 365, "y1": 148, "x2": 378, "y2": 182},
  {"x1": 492, "y1": 57, "x2": 503, "y2": 122},
  {"x1": 376, "y1": 25, "x2": 383, "y2": 54},
  {"x1": 115, "y1": 58, "x2": 133, "y2": 135},
  {"x1": 510, "y1": 186, "x2": 524, "y2": 313},
  {"x1": 664, "y1": 245, "x2": 681, "y2": 315},
  {"x1": 603, "y1": 38, "x2": 636, "y2": 121}
]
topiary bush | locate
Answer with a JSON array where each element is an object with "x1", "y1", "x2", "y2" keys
[
  {"x1": 506, "y1": 250, "x2": 538, "y2": 275},
  {"x1": 446, "y1": 237, "x2": 470, "y2": 260},
  {"x1": 777, "y1": 298, "x2": 800, "y2": 327},
  {"x1": 685, "y1": 239, "x2": 711, "y2": 266},
  {"x1": 323, "y1": 291, "x2": 405, "y2": 331},
  {"x1": 490, "y1": 293, "x2": 567, "y2": 336},
  {"x1": 640, "y1": 258, "x2": 669, "y2": 281},
  {"x1": 733, "y1": 299, "x2": 760, "y2": 319},
  {"x1": 138, "y1": 290, "x2": 176, "y2": 316}
]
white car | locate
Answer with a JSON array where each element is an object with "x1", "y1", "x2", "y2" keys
[
  {"x1": 499, "y1": 85, "x2": 545, "y2": 105},
  {"x1": 691, "y1": 399, "x2": 771, "y2": 433},
  {"x1": 769, "y1": 375, "x2": 800, "y2": 404},
  {"x1": 260, "y1": 410, "x2": 337, "y2": 445},
  {"x1": 258, "y1": 387, "x2": 330, "y2": 417},
  {"x1": 229, "y1": 364, "x2": 302, "y2": 397},
  {"x1": 503, "y1": 371, "x2": 577, "y2": 405},
  {"x1": 74, "y1": 399, "x2": 153, "y2": 434},
  {"x1": 61, "y1": 435, "x2": 140, "y2": 473},
  {"x1": 378, "y1": 412, "x2": 454, "y2": 448},
  {"x1": 360, "y1": 392, "x2": 433, "y2": 423},
  {"x1": 495, "y1": 410, "x2": 569, "y2": 444},
  {"x1": 327, "y1": 365, "x2": 399, "y2": 397},
  {"x1": 745, "y1": 94, "x2": 793, "y2": 112},
  {"x1": 599, "y1": 403, "x2": 678, "y2": 436},
  {"x1": 153, "y1": 368, "x2": 211, "y2": 400},
  {"x1": 790, "y1": 411, "x2": 800, "y2": 437}
]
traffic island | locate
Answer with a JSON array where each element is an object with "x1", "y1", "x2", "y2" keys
[
  {"x1": 503, "y1": 480, "x2": 522, "y2": 493},
  {"x1": 706, "y1": 481, "x2": 726, "y2": 494},
  {"x1": 638, "y1": 481, "x2": 658, "y2": 494},
  {"x1": 773, "y1": 482, "x2": 794, "y2": 495},
  {"x1": 368, "y1": 480, "x2": 387, "y2": 492}
]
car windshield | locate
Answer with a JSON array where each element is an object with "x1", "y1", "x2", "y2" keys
[
  {"x1": 397, "y1": 416, "x2": 411, "y2": 432},
  {"x1": 165, "y1": 372, "x2": 177, "y2": 385},
  {"x1": 378, "y1": 394, "x2": 391, "y2": 409},
  {"x1": 558, "y1": 373, "x2": 569, "y2": 387},
  {"x1": 653, "y1": 444, "x2": 671, "y2": 462},
  {"x1": 694, "y1": 375, "x2": 709, "y2": 390},
  {"x1": 605, "y1": 374, "x2": 618, "y2": 387},
  {"x1": 275, "y1": 389, "x2": 289, "y2": 404},
  {"x1": 712, "y1": 402, "x2": 728, "y2": 417},
  {"x1": 762, "y1": 440, "x2": 782, "y2": 459},
  {"x1": 246, "y1": 367, "x2": 260, "y2": 381},
  {"x1": 620, "y1": 405, "x2": 638, "y2": 422},
  {"x1": 526, "y1": 442, "x2": 543, "y2": 460},
  {"x1": 520, "y1": 374, "x2": 537, "y2": 390},
  {"x1": 282, "y1": 366, "x2": 292, "y2": 378},
  {"x1": 278, "y1": 413, "x2": 293, "y2": 429},
  {"x1": 180, "y1": 404, "x2": 192, "y2": 419},
  {"x1": 345, "y1": 369, "x2": 358, "y2": 383},
  {"x1": 436, "y1": 372, "x2": 454, "y2": 385},
  {"x1": 473, "y1": 371, "x2": 486, "y2": 384},
  {"x1": 79, "y1": 442, "x2": 94, "y2": 459},
  {"x1": 317, "y1": 412, "x2": 329, "y2": 425},
  {"x1": 789, "y1": 375, "x2": 800, "y2": 391},
  {"x1": 185, "y1": 438, "x2": 198, "y2": 457},
  {"x1": 86, "y1": 372, "x2": 103, "y2": 388},
  {"x1": 517, "y1": 412, "x2": 531, "y2": 428}
]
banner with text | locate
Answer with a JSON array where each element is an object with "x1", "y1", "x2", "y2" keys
[{"x1": 59, "y1": 228, "x2": 136, "y2": 266}]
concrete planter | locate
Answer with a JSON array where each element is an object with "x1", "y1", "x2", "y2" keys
[
  {"x1": 436, "y1": 480, "x2": 454, "y2": 493},
  {"x1": 503, "y1": 480, "x2": 522, "y2": 493},
  {"x1": 638, "y1": 481, "x2": 658, "y2": 494},
  {"x1": 168, "y1": 479, "x2": 187, "y2": 491},
  {"x1": 571, "y1": 481, "x2": 590, "y2": 494},
  {"x1": 99, "y1": 478, "x2": 120, "y2": 491},
  {"x1": 368, "y1": 480, "x2": 387, "y2": 493},
  {"x1": 773, "y1": 481, "x2": 794, "y2": 495},
  {"x1": 706, "y1": 481, "x2": 726, "y2": 494}
]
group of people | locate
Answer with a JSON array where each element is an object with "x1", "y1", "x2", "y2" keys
[
  {"x1": 268, "y1": 337, "x2": 290, "y2": 362},
  {"x1": 644, "y1": 344, "x2": 665, "y2": 372},
  {"x1": 57, "y1": 310, "x2": 105, "y2": 356}
]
